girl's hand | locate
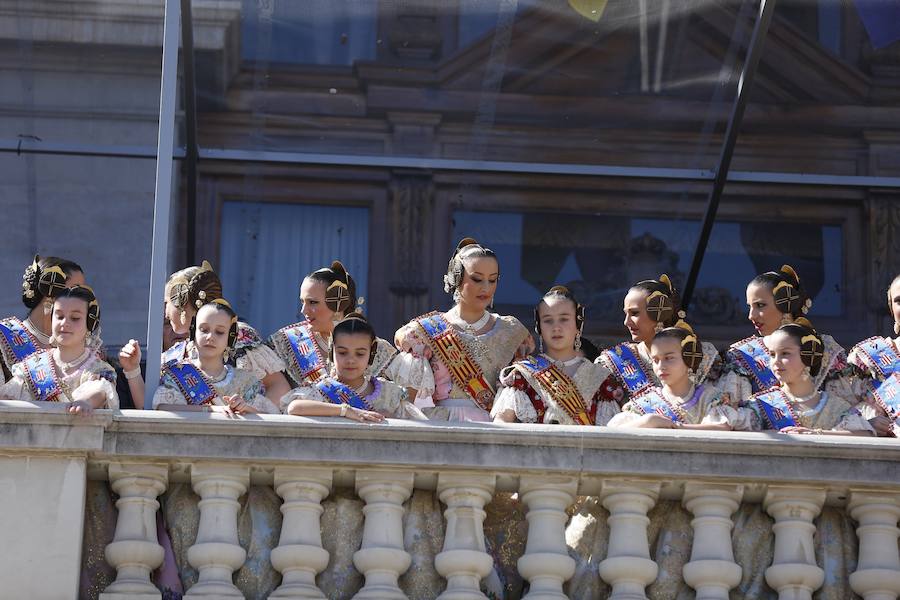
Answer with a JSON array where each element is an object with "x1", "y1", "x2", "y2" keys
[
  {"x1": 118, "y1": 339, "x2": 142, "y2": 372},
  {"x1": 515, "y1": 335, "x2": 536, "y2": 360},
  {"x1": 869, "y1": 415, "x2": 894, "y2": 436},
  {"x1": 67, "y1": 400, "x2": 94, "y2": 417},
  {"x1": 347, "y1": 406, "x2": 386, "y2": 423},
  {"x1": 226, "y1": 395, "x2": 258, "y2": 415},
  {"x1": 644, "y1": 413, "x2": 677, "y2": 429}
]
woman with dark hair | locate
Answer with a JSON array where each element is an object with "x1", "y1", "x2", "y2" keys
[
  {"x1": 593, "y1": 274, "x2": 721, "y2": 422},
  {"x1": 270, "y1": 260, "x2": 397, "y2": 388},
  {"x1": 388, "y1": 237, "x2": 531, "y2": 421},
  {"x1": 719, "y1": 265, "x2": 858, "y2": 407},
  {"x1": 492, "y1": 286, "x2": 611, "y2": 425},
  {"x1": 0, "y1": 255, "x2": 94, "y2": 382}
]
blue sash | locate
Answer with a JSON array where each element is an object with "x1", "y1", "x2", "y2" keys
[
  {"x1": 631, "y1": 387, "x2": 683, "y2": 423},
  {"x1": 871, "y1": 372, "x2": 900, "y2": 420},
  {"x1": 604, "y1": 344, "x2": 653, "y2": 394},
  {"x1": 316, "y1": 378, "x2": 371, "y2": 411},
  {"x1": 164, "y1": 362, "x2": 216, "y2": 406},
  {"x1": 283, "y1": 322, "x2": 327, "y2": 383},
  {"x1": 752, "y1": 388, "x2": 797, "y2": 430},
  {"x1": 161, "y1": 340, "x2": 188, "y2": 368},
  {"x1": 0, "y1": 318, "x2": 39, "y2": 367},
  {"x1": 729, "y1": 336, "x2": 778, "y2": 393},
  {"x1": 23, "y1": 351, "x2": 64, "y2": 402},
  {"x1": 854, "y1": 336, "x2": 900, "y2": 381}
]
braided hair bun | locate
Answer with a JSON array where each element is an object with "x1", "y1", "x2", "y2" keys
[{"x1": 21, "y1": 255, "x2": 84, "y2": 309}]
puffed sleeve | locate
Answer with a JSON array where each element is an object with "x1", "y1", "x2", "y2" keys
[
  {"x1": 234, "y1": 323, "x2": 287, "y2": 380},
  {"x1": 279, "y1": 385, "x2": 323, "y2": 413},
  {"x1": 0, "y1": 364, "x2": 28, "y2": 401},
  {"x1": 834, "y1": 407, "x2": 876, "y2": 434},
  {"x1": 383, "y1": 323, "x2": 435, "y2": 395},
  {"x1": 606, "y1": 402, "x2": 644, "y2": 428},
  {"x1": 491, "y1": 367, "x2": 537, "y2": 423},
  {"x1": 702, "y1": 394, "x2": 753, "y2": 431},
  {"x1": 76, "y1": 359, "x2": 119, "y2": 409},
  {"x1": 152, "y1": 371, "x2": 187, "y2": 409},
  {"x1": 717, "y1": 370, "x2": 755, "y2": 407}
]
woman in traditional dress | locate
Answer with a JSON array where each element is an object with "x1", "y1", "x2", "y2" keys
[
  {"x1": 1, "y1": 255, "x2": 94, "y2": 382},
  {"x1": 0, "y1": 285, "x2": 117, "y2": 412},
  {"x1": 607, "y1": 321, "x2": 748, "y2": 430},
  {"x1": 492, "y1": 285, "x2": 611, "y2": 425},
  {"x1": 593, "y1": 274, "x2": 721, "y2": 423},
  {"x1": 122, "y1": 261, "x2": 290, "y2": 409},
  {"x1": 746, "y1": 319, "x2": 872, "y2": 436},
  {"x1": 270, "y1": 261, "x2": 396, "y2": 390},
  {"x1": 152, "y1": 299, "x2": 279, "y2": 415},
  {"x1": 388, "y1": 237, "x2": 531, "y2": 421},
  {"x1": 719, "y1": 265, "x2": 858, "y2": 408},
  {"x1": 280, "y1": 313, "x2": 424, "y2": 421}
]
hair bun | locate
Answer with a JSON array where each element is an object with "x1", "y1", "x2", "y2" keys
[
  {"x1": 341, "y1": 311, "x2": 368, "y2": 323},
  {"x1": 780, "y1": 264, "x2": 800, "y2": 285},
  {"x1": 455, "y1": 237, "x2": 479, "y2": 254},
  {"x1": 792, "y1": 316, "x2": 815, "y2": 331},
  {"x1": 547, "y1": 285, "x2": 571, "y2": 295},
  {"x1": 659, "y1": 274, "x2": 674, "y2": 294}
]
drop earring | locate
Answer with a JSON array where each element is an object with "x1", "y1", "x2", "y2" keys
[
  {"x1": 654, "y1": 321, "x2": 664, "y2": 333},
  {"x1": 539, "y1": 337, "x2": 544, "y2": 354},
  {"x1": 780, "y1": 313, "x2": 793, "y2": 326},
  {"x1": 802, "y1": 366, "x2": 812, "y2": 381},
  {"x1": 574, "y1": 332, "x2": 582, "y2": 351},
  {"x1": 43, "y1": 300, "x2": 53, "y2": 316}
]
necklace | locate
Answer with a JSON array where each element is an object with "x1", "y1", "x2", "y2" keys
[
  {"x1": 24, "y1": 317, "x2": 51, "y2": 346},
  {"x1": 545, "y1": 353, "x2": 581, "y2": 368},
  {"x1": 447, "y1": 306, "x2": 491, "y2": 334},
  {"x1": 56, "y1": 348, "x2": 91, "y2": 373},
  {"x1": 783, "y1": 386, "x2": 819, "y2": 406}
]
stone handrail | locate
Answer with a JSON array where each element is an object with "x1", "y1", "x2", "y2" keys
[{"x1": 2, "y1": 402, "x2": 900, "y2": 599}]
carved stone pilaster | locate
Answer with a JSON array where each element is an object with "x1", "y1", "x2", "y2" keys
[
  {"x1": 864, "y1": 191, "x2": 900, "y2": 333},
  {"x1": 389, "y1": 173, "x2": 436, "y2": 324}
]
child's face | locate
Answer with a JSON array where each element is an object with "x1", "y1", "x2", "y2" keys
[
  {"x1": 332, "y1": 332, "x2": 372, "y2": 382},
  {"x1": 766, "y1": 330, "x2": 805, "y2": 386},
  {"x1": 537, "y1": 296, "x2": 578, "y2": 354},
  {"x1": 52, "y1": 297, "x2": 89, "y2": 350},
  {"x1": 650, "y1": 336, "x2": 689, "y2": 388},
  {"x1": 300, "y1": 278, "x2": 338, "y2": 334},
  {"x1": 623, "y1": 289, "x2": 658, "y2": 344},
  {"x1": 194, "y1": 305, "x2": 231, "y2": 361}
]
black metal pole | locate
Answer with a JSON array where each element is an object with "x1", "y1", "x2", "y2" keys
[
  {"x1": 180, "y1": 0, "x2": 199, "y2": 266},
  {"x1": 681, "y1": 0, "x2": 777, "y2": 309}
]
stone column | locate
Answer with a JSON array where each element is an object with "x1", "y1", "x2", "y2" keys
[
  {"x1": 681, "y1": 482, "x2": 744, "y2": 600},
  {"x1": 598, "y1": 480, "x2": 661, "y2": 600},
  {"x1": 352, "y1": 470, "x2": 415, "y2": 600},
  {"x1": 517, "y1": 475, "x2": 578, "y2": 599},
  {"x1": 185, "y1": 463, "x2": 249, "y2": 598},
  {"x1": 848, "y1": 491, "x2": 900, "y2": 600},
  {"x1": 763, "y1": 486, "x2": 826, "y2": 600},
  {"x1": 435, "y1": 472, "x2": 497, "y2": 600},
  {"x1": 270, "y1": 467, "x2": 333, "y2": 598},
  {"x1": 100, "y1": 463, "x2": 169, "y2": 600}
]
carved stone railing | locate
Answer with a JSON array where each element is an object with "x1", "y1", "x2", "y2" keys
[{"x1": 2, "y1": 401, "x2": 900, "y2": 600}]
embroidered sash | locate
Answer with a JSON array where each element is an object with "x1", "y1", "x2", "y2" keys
[
  {"x1": 603, "y1": 344, "x2": 654, "y2": 394},
  {"x1": 870, "y1": 372, "x2": 900, "y2": 420},
  {"x1": 415, "y1": 311, "x2": 495, "y2": 411},
  {"x1": 23, "y1": 351, "x2": 64, "y2": 402},
  {"x1": 316, "y1": 378, "x2": 372, "y2": 411},
  {"x1": 515, "y1": 356, "x2": 593, "y2": 425},
  {"x1": 853, "y1": 336, "x2": 900, "y2": 381},
  {"x1": 161, "y1": 340, "x2": 188, "y2": 368},
  {"x1": 631, "y1": 387, "x2": 684, "y2": 423},
  {"x1": 0, "y1": 317, "x2": 39, "y2": 368},
  {"x1": 282, "y1": 322, "x2": 328, "y2": 383},
  {"x1": 728, "y1": 336, "x2": 778, "y2": 393},
  {"x1": 751, "y1": 388, "x2": 798, "y2": 430},
  {"x1": 164, "y1": 363, "x2": 216, "y2": 406}
]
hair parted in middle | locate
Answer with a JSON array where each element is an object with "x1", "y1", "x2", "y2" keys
[
  {"x1": 54, "y1": 284, "x2": 101, "y2": 334},
  {"x1": 190, "y1": 298, "x2": 239, "y2": 351},
  {"x1": 652, "y1": 319, "x2": 704, "y2": 374},
  {"x1": 443, "y1": 237, "x2": 498, "y2": 299},
  {"x1": 775, "y1": 316, "x2": 825, "y2": 377},
  {"x1": 330, "y1": 311, "x2": 378, "y2": 365}
]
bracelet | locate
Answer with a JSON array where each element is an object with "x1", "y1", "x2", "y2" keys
[
  {"x1": 340, "y1": 404, "x2": 348, "y2": 417},
  {"x1": 124, "y1": 367, "x2": 142, "y2": 380}
]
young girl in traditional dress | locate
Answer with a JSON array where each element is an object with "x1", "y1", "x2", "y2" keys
[
  {"x1": 122, "y1": 261, "x2": 290, "y2": 408},
  {"x1": 720, "y1": 265, "x2": 859, "y2": 408},
  {"x1": 280, "y1": 313, "x2": 423, "y2": 421},
  {"x1": 1, "y1": 255, "x2": 94, "y2": 383},
  {"x1": 746, "y1": 319, "x2": 873, "y2": 435},
  {"x1": 607, "y1": 321, "x2": 747, "y2": 430},
  {"x1": 0, "y1": 285, "x2": 117, "y2": 413},
  {"x1": 388, "y1": 237, "x2": 531, "y2": 421},
  {"x1": 270, "y1": 261, "x2": 397, "y2": 389},
  {"x1": 594, "y1": 275, "x2": 721, "y2": 422},
  {"x1": 492, "y1": 286, "x2": 612, "y2": 425},
  {"x1": 152, "y1": 299, "x2": 279, "y2": 414}
]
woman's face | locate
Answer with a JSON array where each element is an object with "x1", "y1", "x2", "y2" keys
[
  {"x1": 650, "y1": 336, "x2": 690, "y2": 389},
  {"x1": 622, "y1": 289, "x2": 658, "y2": 344},
  {"x1": 194, "y1": 305, "x2": 231, "y2": 361},
  {"x1": 300, "y1": 278, "x2": 338, "y2": 335},
  {"x1": 766, "y1": 330, "x2": 805, "y2": 386},
  {"x1": 457, "y1": 256, "x2": 499, "y2": 311},
  {"x1": 332, "y1": 331, "x2": 372, "y2": 382},
  {"x1": 746, "y1": 282, "x2": 783, "y2": 337},
  {"x1": 537, "y1": 296, "x2": 578, "y2": 354},
  {"x1": 164, "y1": 299, "x2": 195, "y2": 336},
  {"x1": 889, "y1": 279, "x2": 900, "y2": 332},
  {"x1": 52, "y1": 297, "x2": 89, "y2": 350}
]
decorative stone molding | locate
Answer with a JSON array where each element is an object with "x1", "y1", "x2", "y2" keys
[
  {"x1": 763, "y1": 486, "x2": 826, "y2": 600},
  {"x1": 681, "y1": 482, "x2": 744, "y2": 600},
  {"x1": 848, "y1": 491, "x2": 900, "y2": 600}
]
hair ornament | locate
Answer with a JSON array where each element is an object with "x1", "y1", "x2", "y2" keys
[{"x1": 643, "y1": 273, "x2": 676, "y2": 325}]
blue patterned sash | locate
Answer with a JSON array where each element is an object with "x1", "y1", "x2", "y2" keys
[
  {"x1": 854, "y1": 336, "x2": 900, "y2": 381},
  {"x1": 283, "y1": 322, "x2": 328, "y2": 383},
  {"x1": 752, "y1": 388, "x2": 797, "y2": 430},
  {"x1": 604, "y1": 344, "x2": 653, "y2": 394},
  {"x1": 871, "y1": 372, "x2": 900, "y2": 420},
  {"x1": 316, "y1": 378, "x2": 371, "y2": 411},
  {"x1": 631, "y1": 387, "x2": 683, "y2": 423},
  {"x1": 23, "y1": 351, "x2": 64, "y2": 402},
  {"x1": 729, "y1": 336, "x2": 777, "y2": 393},
  {"x1": 164, "y1": 362, "x2": 216, "y2": 406},
  {"x1": 0, "y1": 318, "x2": 39, "y2": 367}
]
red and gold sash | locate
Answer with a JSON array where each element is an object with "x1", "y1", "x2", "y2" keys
[{"x1": 514, "y1": 355, "x2": 593, "y2": 425}]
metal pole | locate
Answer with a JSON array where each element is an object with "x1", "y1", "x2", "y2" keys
[
  {"x1": 145, "y1": 0, "x2": 182, "y2": 406},
  {"x1": 681, "y1": 0, "x2": 777, "y2": 309},
  {"x1": 180, "y1": 0, "x2": 199, "y2": 266}
]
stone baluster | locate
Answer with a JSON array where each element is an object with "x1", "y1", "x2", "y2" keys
[
  {"x1": 598, "y1": 480, "x2": 661, "y2": 600},
  {"x1": 352, "y1": 470, "x2": 415, "y2": 599},
  {"x1": 681, "y1": 483, "x2": 744, "y2": 600},
  {"x1": 517, "y1": 475, "x2": 578, "y2": 599},
  {"x1": 763, "y1": 486, "x2": 826, "y2": 600},
  {"x1": 100, "y1": 463, "x2": 168, "y2": 600},
  {"x1": 185, "y1": 463, "x2": 249, "y2": 598},
  {"x1": 435, "y1": 472, "x2": 497, "y2": 600},
  {"x1": 270, "y1": 467, "x2": 333, "y2": 598},
  {"x1": 848, "y1": 491, "x2": 900, "y2": 600}
]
